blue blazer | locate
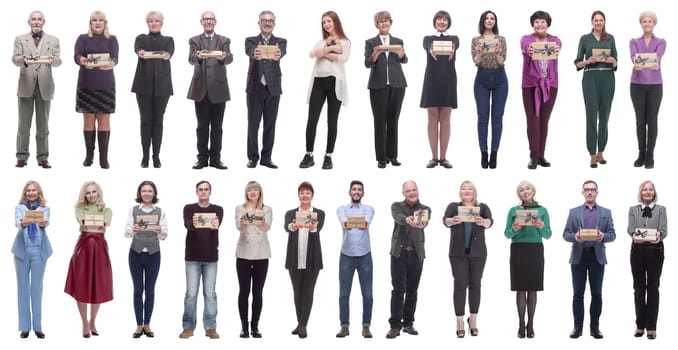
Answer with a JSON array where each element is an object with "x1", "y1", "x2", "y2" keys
[
  {"x1": 563, "y1": 204, "x2": 615, "y2": 265},
  {"x1": 12, "y1": 206, "x2": 53, "y2": 261}
]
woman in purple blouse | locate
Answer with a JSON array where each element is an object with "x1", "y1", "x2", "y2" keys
[
  {"x1": 630, "y1": 11, "x2": 665, "y2": 169},
  {"x1": 74, "y1": 11, "x2": 119, "y2": 169},
  {"x1": 520, "y1": 11, "x2": 560, "y2": 170}
]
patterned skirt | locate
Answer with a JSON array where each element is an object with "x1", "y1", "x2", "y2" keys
[{"x1": 76, "y1": 88, "x2": 116, "y2": 114}]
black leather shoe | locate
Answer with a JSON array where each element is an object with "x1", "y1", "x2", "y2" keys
[
  {"x1": 633, "y1": 157, "x2": 645, "y2": 167},
  {"x1": 439, "y1": 159, "x2": 453, "y2": 169},
  {"x1": 143, "y1": 329, "x2": 155, "y2": 338},
  {"x1": 297, "y1": 326, "x2": 307, "y2": 339},
  {"x1": 645, "y1": 159, "x2": 655, "y2": 169},
  {"x1": 152, "y1": 156, "x2": 161, "y2": 168},
  {"x1": 192, "y1": 161, "x2": 208, "y2": 169},
  {"x1": 634, "y1": 329, "x2": 644, "y2": 337},
  {"x1": 385, "y1": 328, "x2": 400, "y2": 339},
  {"x1": 537, "y1": 157, "x2": 551, "y2": 167},
  {"x1": 527, "y1": 159, "x2": 538, "y2": 169},
  {"x1": 141, "y1": 156, "x2": 149, "y2": 168},
  {"x1": 322, "y1": 155, "x2": 333, "y2": 169},
  {"x1": 388, "y1": 158, "x2": 401, "y2": 166},
  {"x1": 20, "y1": 331, "x2": 29, "y2": 338},
  {"x1": 247, "y1": 160, "x2": 257, "y2": 168},
  {"x1": 35, "y1": 331, "x2": 45, "y2": 339},
  {"x1": 517, "y1": 327, "x2": 525, "y2": 338},
  {"x1": 133, "y1": 332, "x2": 143, "y2": 338},
  {"x1": 260, "y1": 160, "x2": 278, "y2": 169},
  {"x1": 647, "y1": 332, "x2": 656, "y2": 340},
  {"x1": 426, "y1": 159, "x2": 438, "y2": 168},
  {"x1": 377, "y1": 161, "x2": 386, "y2": 168},
  {"x1": 526, "y1": 326, "x2": 534, "y2": 338},
  {"x1": 402, "y1": 326, "x2": 418, "y2": 335},
  {"x1": 590, "y1": 329, "x2": 603, "y2": 339},
  {"x1": 569, "y1": 328, "x2": 582, "y2": 339},
  {"x1": 210, "y1": 161, "x2": 228, "y2": 169},
  {"x1": 299, "y1": 154, "x2": 315, "y2": 168}
]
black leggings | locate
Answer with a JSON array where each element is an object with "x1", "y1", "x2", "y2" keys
[
  {"x1": 306, "y1": 76, "x2": 341, "y2": 153},
  {"x1": 236, "y1": 258, "x2": 269, "y2": 322}
]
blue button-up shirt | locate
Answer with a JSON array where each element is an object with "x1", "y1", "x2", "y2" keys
[{"x1": 336, "y1": 203, "x2": 374, "y2": 257}]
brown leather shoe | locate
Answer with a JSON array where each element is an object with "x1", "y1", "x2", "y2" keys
[
  {"x1": 336, "y1": 327, "x2": 350, "y2": 338},
  {"x1": 178, "y1": 329, "x2": 193, "y2": 338},
  {"x1": 386, "y1": 328, "x2": 400, "y2": 339},
  {"x1": 362, "y1": 326, "x2": 373, "y2": 338},
  {"x1": 205, "y1": 329, "x2": 220, "y2": 339},
  {"x1": 402, "y1": 326, "x2": 419, "y2": 335},
  {"x1": 16, "y1": 159, "x2": 27, "y2": 168},
  {"x1": 38, "y1": 160, "x2": 52, "y2": 169}
]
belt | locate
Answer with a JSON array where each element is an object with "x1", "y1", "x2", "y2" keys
[
  {"x1": 584, "y1": 67, "x2": 613, "y2": 72},
  {"x1": 401, "y1": 246, "x2": 415, "y2": 251},
  {"x1": 582, "y1": 247, "x2": 595, "y2": 253}
]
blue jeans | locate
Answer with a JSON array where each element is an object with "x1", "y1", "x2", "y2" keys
[
  {"x1": 339, "y1": 253, "x2": 373, "y2": 327},
  {"x1": 14, "y1": 246, "x2": 46, "y2": 331},
  {"x1": 571, "y1": 249, "x2": 604, "y2": 330},
  {"x1": 474, "y1": 67, "x2": 508, "y2": 152},
  {"x1": 183, "y1": 261, "x2": 218, "y2": 330},
  {"x1": 129, "y1": 250, "x2": 161, "y2": 325}
]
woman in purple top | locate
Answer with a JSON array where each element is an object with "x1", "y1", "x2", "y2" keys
[
  {"x1": 630, "y1": 11, "x2": 665, "y2": 169},
  {"x1": 75, "y1": 11, "x2": 119, "y2": 169},
  {"x1": 520, "y1": 11, "x2": 560, "y2": 170}
]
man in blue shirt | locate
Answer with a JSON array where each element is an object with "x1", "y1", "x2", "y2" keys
[{"x1": 335, "y1": 180, "x2": 375, "y2": 338}]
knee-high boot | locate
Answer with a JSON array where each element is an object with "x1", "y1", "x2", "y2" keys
[
  {"x1": 98, "y1": 131, "x2": 111, "y2": 169},
  {"x1": 83, "y1": 130, "x2": 96, "y2": 166}
]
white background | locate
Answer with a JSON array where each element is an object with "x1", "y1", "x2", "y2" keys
[{"x1": 1, "y1": 1, "x2": 676, "y2": 349}]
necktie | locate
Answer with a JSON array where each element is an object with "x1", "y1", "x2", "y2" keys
[{"x1": 263, "y1": 37, "x2": 269, "y2": 45}]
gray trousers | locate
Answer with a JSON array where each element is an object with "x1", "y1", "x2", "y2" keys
[{"x1": 17, "y1": 84, "x2": 51, "y2": 161}]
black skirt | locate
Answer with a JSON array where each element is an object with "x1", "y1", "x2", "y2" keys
[
  {"x1": 76, "y1": 88, "x2": 116, "y2": 114},
  {"x1": 510, "y1": 242, "x2": 544, "y2": 291}
]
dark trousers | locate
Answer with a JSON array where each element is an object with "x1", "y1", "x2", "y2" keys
[
  {"x1": 236, "y1": 258, "x2": 269, "y2": 322},
  {"x1": 288, "y1": 268, "x2": 320, "y2": 326},
  {"x1": 630, "y1": 83, "x2": 662, "y2": 157},
  {"x1": 194, "y1": 100, "x2": 226, "y2": 162},
  {"x1": 389, "y1": 250, "x2": 423, "y2": 329},
  {"x1": 136, "y1": 94, "x2": 170, "y2": 157},
  {"x1": 582, "y1": 71, "x2": 615, "y2": 155},
  {"x1": 631, "y1": 243, "x2": 664, "y2": 330},
  {"x1": 306, "y1": 76, "x2": 341, "y2": 153},
  {"x1": 449, "y1": 255, "x2": 487, "y2": 316},
  {"x1": 571, "y1": 249, "x2": 604, "y2": 330},
  {"x1": 474, "y1": 67, "x2": 508, "y2": 152},
  {"x1": 522, "y1": 87, "x2": 558, "y2": 159},
  {"x1": 246, "y1": 83, "x2": 280, "y2": 162},
  {"x1": 370, "y1": 86, "x2": 405, "y2": 161},
  {"x1": 128, "y1": 250, "x2": 161, "y2": 325}
]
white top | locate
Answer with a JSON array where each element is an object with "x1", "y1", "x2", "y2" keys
[{"x1": 307, "y1": 38, "x2": 350, "y2": 106}]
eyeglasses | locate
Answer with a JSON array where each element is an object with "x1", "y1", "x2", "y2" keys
[
  {"x1": 201, "y1": 17, "x2": 216, "y2": 22},
  {"x1": 583, "y1": 188, "x2": 598, "y2": 193},
  {"x1": 260, "y1": 18, "x2": 275, "y2": 24},
  {"x1": 197, "y1": 188, "x2": 211, "y2": 192}
]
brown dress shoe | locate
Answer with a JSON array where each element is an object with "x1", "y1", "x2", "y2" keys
[
  {"x1": 205, "y1": 329, "x2": 220, "y2": 339},
  {"x1": 402, "y1": 325, "x2": 418, "y2": 335},
  {"x1": 362, "y1": 327, "x2": 373, "y2": 338},
  {"x1": 16, "y1": 159, "x2": 27, "y2": 168},
  {"x1": 179, "y1": 329, "x2": 194, "y2": 338},
  {"x1": 386, "y1": 328, "x2": 400, "y2": 339},
  {"x1": 38, "y1": 160, "x2": 52, "y2": 169},
  {"x1": 336, "y1": 327, "x2": 350, "y2": 338}
]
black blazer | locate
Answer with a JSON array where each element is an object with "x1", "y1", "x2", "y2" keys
[
  {"x1": 131, "y1": 33, "x2": 174, "y2": 96},
  {"x1": 245, "y1": 34, "x2": 287, "y2": 96},
  {"x1": 284, "y1": 207, "x2": 325, "y2": 270},
  {"x1": 443, "y1": 202, "x2": 493, "y2": 257},
  {"x1": 364, "y1": 34, "x2": 407, "y2": 89},
  {"x1": 187, "y1": 33, "x2": 233, "y2": 103}
]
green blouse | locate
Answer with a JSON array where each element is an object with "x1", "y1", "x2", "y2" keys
[
  {"x1": 75, "y1": 204, "x2": 112, "y2": 233},
  {"x1": 504, "y1": 205, "x2": 552, "y2": 243}
]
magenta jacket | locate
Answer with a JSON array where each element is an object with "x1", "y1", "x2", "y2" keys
[{"x1": 521, "y1": 33, "x2": 561, "y2": 116}]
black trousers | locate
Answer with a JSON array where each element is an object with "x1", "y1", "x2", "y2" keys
[
  {"x1": 630, "y1": 83, "x2": 662, "y2": 156},
  {"x1": 306, "y1": 76, "x2": 341, "y2": 153},
  {"x1": 137, "y1": 94, "x2": 170, "y2": 157},
  {"x1": 246, "y1": 83, "x2": 280, "y2": 162},
  {"x1": 389, "y1": 250, "x2": 423, "y2": 329},
  {"x1": 370, "y1": 86, "x2": 405, "y2": 161},
  {"x1": 631, "y1": 242, "x2": 664, "y2": 330},
  {"x1": 194, "y1": 100, "x2": 225, "y2": 162},
  {"x1": 449, "y1": 255, "x2": 486, "y2": 316},
  {"x1": 288, "y1": 268, "x2": 320, "y2": 326}
]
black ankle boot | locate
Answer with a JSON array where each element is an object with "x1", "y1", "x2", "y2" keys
[
  {"x1": 645, "y1": 151, "x2": 654, "y2": 169},
  {"x1": 240, "y1": 320, "x2": 249, "y2": 338},
  {"x1": 250, "y1": 321, "x2": 261, "y2": 338},
  {"x1": 489, "y1": 151, "x2": 497, "y2": 169},
  {"x1": 633, "y1": 150, "x2": 645, "y2": 167},
  {"x1": 481, "y1": 151, "x2": 489, "y2": 169}
]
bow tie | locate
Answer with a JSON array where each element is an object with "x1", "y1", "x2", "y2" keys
[
  {"x1": 642, "y1": 206, "x2": 653, "y2": 218},
  {"x1": 32, "y1": 31, "x2": 43, "y2": 40}
]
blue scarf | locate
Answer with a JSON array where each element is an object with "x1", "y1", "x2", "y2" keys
[{"x1": 24, "y1": 201, "x2": 39, "y2": 241}]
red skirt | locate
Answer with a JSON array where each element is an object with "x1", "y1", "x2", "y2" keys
[{"x1": 64, "y1": 232, "x2": 113, "y2": 303}]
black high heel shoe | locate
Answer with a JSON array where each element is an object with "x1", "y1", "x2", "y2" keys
[
  {"x1": 467, "y1": 318, "x2": 478, "y2": 336},
  {"x1": 526, "y1": 326, "x2": 534, "y2": 338},
  {"x1": 517, "y1": 327, "x2": 526, "y2": 338}
]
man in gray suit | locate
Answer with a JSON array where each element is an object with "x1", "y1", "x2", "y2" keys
[
  {"x1": 365, "y1": 11, "x2": 407, "y2": 169},
  {"x1": 188, "y1": 10, "x2": 233, "y2": 170},
  {"x1": 12, "y1": 11, "x2": 61, "y2": 168}
]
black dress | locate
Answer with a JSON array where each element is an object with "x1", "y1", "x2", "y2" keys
[{"x1": 420, "y1": 34, "x2": 459, "y2": 108}]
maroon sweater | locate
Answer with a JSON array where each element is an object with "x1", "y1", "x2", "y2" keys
[{"x1": 183, "y1": 203, "x2": 224, "y2": 262}]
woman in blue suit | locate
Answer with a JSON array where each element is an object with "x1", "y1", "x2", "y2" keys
[{"x1": 12, "y1": 180, "x2": 53, "y2": 339}]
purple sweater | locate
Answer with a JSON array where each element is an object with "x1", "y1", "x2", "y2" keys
[{"x1": 74, "y1": 34, "x2": 119, "y2": 90}]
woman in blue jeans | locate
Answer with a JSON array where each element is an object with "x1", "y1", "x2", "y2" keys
[{"x1": 472, "y1": 10, "x2": 508, "y2": 168}]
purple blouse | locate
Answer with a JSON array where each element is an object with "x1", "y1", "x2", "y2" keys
[
  {"x1": 521, "y1": 33, "x2": 561, "y2": 116},
  {"x1": 74, "y1": 34, "x2": 119, "y2": 90},
  {"x1": 629, "y1": 35, "x2": 665, "y2": 85}
]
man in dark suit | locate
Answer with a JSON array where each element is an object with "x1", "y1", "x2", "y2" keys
[
  {"x1": 187, "y1": 11, "x2": 233, "y2": 170},
  {"x1": 12, "y1": 11, "x2": 61, "y2": 169},
  {"x1": 244, "y1": 10, "x2": 286, "y2": 169},
  {"x1": 364, "y1": 11, "x2": 407, "y2": 169},
  {"x1": 563, "y1": 180, "x2": 616, "y2": 339}
]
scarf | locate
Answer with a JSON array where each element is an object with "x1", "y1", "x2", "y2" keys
[
  {"x1": 24, "y1": 201, "x2": 39, "y2": 241},
  {"x1": 521, "y1": 201, "x2": 541, "y2": 209}
]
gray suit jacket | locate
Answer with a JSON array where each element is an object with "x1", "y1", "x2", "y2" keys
[
  {"x1": 12, "y1": 32, "x2": 61, "y2": 99},
  {"x1": 187, "y1": 33, "x2": 233, "y2": 103},
  {"x1": 364, "y1": 35, "x2": 407, "y2": 89},
  {"x1": 390, "y1": 200, "x2": 429, "y2": 261}
]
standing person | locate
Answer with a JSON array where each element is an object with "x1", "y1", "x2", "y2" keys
[
  {"x1": 234, "y1": 181, "x2": 272, "y2": 338},
  {"x1": 298, "y1": 11, "x2": 350, "y2": 170},
  {"x1": 563, "y1": 180, "x2": 616, "y2": 339},
  {"x1": 420, "y1": 10, "x2": 458, "y2": 169},
  {"x1": 284, "y1": 182, "x2": 325, "y2": 338},
  {"x1": 124, "y1": 181, "x2": 167, "y2": 338},
  {"x1": 179, "y1": 180, "x2": 224, "y2": 339},
  {"x1": 386, "y1": 181, "x2": 430, "y2": 339},
  {"x1": 628, "y1": 180, "x2": 667, "y2": 339},
  {"x1": 335, "y1": 180, "x2": 375, "y2": 338},
  {"x1": 245, "y1": 11, "x2": 286, "y2": 169},
  {"x1": 188, "y1": 11, "x2": 232, "y2": 170},
  {"x1": 365, "y1": 10, "x2": 407, "y2": 169},
  {"x1": 443, "y1": 181, "x2": 493, "y2": 338},
  {"x1": 630, "y1": 11, "x2": 665, "y2": 169},
  {"x1": 574, "y1": 10, "x2": 618, "y2": 168},
  {"x1": 131, "y1": 11, "x2": 174, "y2": 168},
  {"x1": 13, "y1": 11, "x2": 61, "y2": 169},
  {"x1": 64, "y1": 181, "x2": 113, "y2": 338},
  {"x1": 13, "y1": 180, "x2": 52, "y2": 339},
  {"x1": 521, "y1": 11, "x2": 560, "y2": 169},
  {"x1": 472, "y1": 10, "x2": 508, "y2": 169},
  {"x1": 504, "y1": 181, "x2": 551, "y2": 338},
  {"x1": 75, "y1": 11, "x2": 118, "y2": 169}
]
